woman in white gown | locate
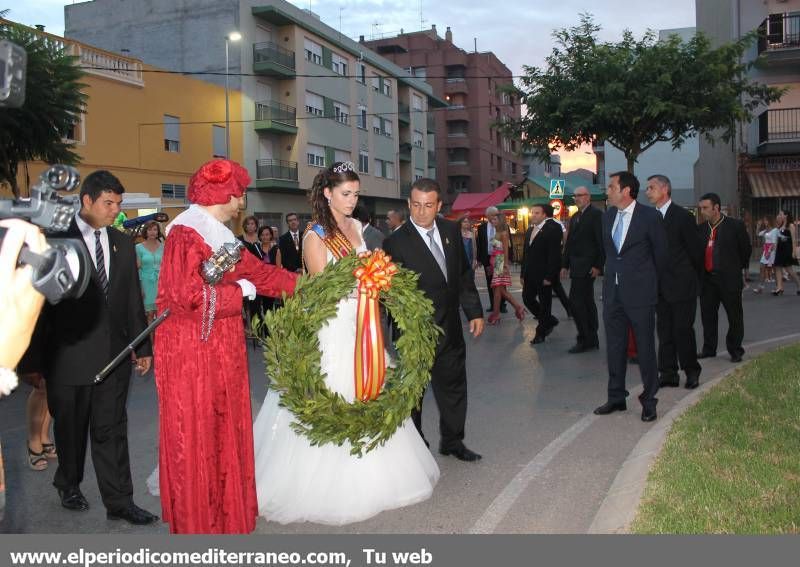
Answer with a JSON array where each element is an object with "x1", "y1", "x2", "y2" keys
[{"x1": 252, "y1": 162, "x2": 439, "y2": 525}]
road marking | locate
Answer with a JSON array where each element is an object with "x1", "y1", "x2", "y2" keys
[
  {"x1": 469, "y1": 332, "x2": 800, "y2": 534},
  {"x1": 469, "y1": 413, "x2": 598, "y2": 534}
]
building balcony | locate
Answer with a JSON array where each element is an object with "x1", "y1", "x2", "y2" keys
[
  {"x1": 255, "y1": 159, "x2": 299, "y2": 190},
  {"x1": 400, "y1": 181, "x2": 412, "y2": 197},
  {"x1": 446, "y1": 136, "x2": 471, "y2": 149},
  {"x1": 428, "y1": 149, "x2": 437, "y2": 163},
  {"x1": 757, "y1": 108, "x2": 800, "y2": 155},
  {"x1": 445, "y1": 106, "x2": 469, "y2": 122},
  {"x1": 254, "y1": 101, "x2": 298, "y2": 135},
  {"x1": 446, "y1": 163, "x2": 472, "y2": 177},
  {"x1": 253, "y1": 42, "x2": 296, "y2": 77},
  {"x1": 757, "y1": 14, "x2": 800, "y2": 66},
  {"x1": 398, "y1": 102, "x2": 411, "y2": 125},
  {"x1": 427, "y1": 113, "x2": 436, "y2": 132},
  {"x1": 444, "y1": 78, "x2": 469, "y2": 95},
  {"x1": 399, "y1": 143, "x2": 413, "y2": 162}
]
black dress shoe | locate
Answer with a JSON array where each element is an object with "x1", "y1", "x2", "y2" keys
[
  {"x1": 107, "y1": 503, "x2": 159, "y2": 525},
  {"x1": 730, "y1": 353, "x2": 743, "y2": 363},
  {"x1": 641, "y1": 407, "x2": 657, "y2": 422},
  {"x1": 530, "y1": 335, "x2": 546, "y2": 345},
  {"x1": 697, "y1": 351, "x2": 716, "y2": 359},
  {"x1": 684, "y1": 374, "x2": 700, "y2": 389},
  {"x1": 659, "y1": 374, "x2": 680, "y2": 387},
  {"x1": 593, "y1": 400, "x2": 627, "y2": 415},
  {"x1": 568, "y1": 344, "x2": 588, "y2": 354},
  {"x1": 58, "y1": 488, "x2": 89, "y2": 511},
  {"x1": 439, "y1": 446, "x2": 482, "y2": 462}
]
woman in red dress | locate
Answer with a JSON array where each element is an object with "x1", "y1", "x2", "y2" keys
[{"x1": 153, "y1": 160, "x2": 297, "y2": 533}]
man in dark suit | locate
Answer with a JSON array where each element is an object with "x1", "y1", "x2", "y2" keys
[
  {"x1": 475, "y1": 206, "x2": 506, "y2": 313},
  {"x1": 521, "y1": 204, "x2": 562, "y2": 344},
  {"x1": 24, "y1": 171, "x2": 157, "y2": 524},
  {"x1": 561, "y1": 186, "x2": 604, "y2": 353},
  {"x1": 277, "y1": 212, "x2": 303, "y2": 272},
  {"x1": 594, "y1": 171, "x2": 667, "y2": 422},
  {"x1": 645, "y1": 175, "x2": 705, "y2": 388},
  {"x1": 383, "y1": 179, "x2": 484, "y2": 462},
  {"x1": 386, "y1": 209, "x2": 405, "y2": 233},
  {"x1": 697, "y1": 192, "x2": 752, "y2": 363}
]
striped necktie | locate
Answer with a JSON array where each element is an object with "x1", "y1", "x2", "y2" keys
[{"x1": 94, "y1": 229, "x2": 109, "y2": 295}]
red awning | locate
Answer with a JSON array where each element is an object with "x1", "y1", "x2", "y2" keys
[{"x1": 449, "y1": 183, "x2": 512, "y2": 218}]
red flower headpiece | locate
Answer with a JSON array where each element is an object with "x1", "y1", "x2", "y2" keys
[{"x1": 188, "y1": 159, "x2": 251, "y2": 206}]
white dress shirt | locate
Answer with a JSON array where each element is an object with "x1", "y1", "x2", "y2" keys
[
  {"x1": 529, "y1": 220, "x2": 547, "y2": 244},
  {"x1": 657, "y1": 200, "x2": 672, "y2": 218},
  {"x1": 410, "y1": 219, "x2": 446, "y2": 255},
  {"x1": 486, "y1": 221, "x2": 495, "y2": 254},
  {"x1": 75, "y1": 212, "x2": 110, "y2": 278},
  {"x1": 611, "y1": 200, "x2": 637, "y2": 249}
]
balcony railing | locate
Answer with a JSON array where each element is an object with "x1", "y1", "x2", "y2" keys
[
  {"x1": 255, "y1": 100, "x2": 297, "y2": 127},
  {"x1": 256, "y1": 159, "x2": 298, "y2": 181},
  {"x1": 758, "y1": 14, "x2": 800, "y2": 54},
  {"x1": 398, "y1": 101, "x2": 411, "y2": 123},
  {"x1": 758, "y1": 107, "x2": 800, "y2": 145},
  {"x1": 253, "y1": 42, "x2": 296, "y2": 71}
]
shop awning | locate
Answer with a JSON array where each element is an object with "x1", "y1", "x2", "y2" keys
[
  {"x1": 449, "y1": 183, "x2": 512, "y2": 218},
  {"x1": 747, "y1": 171, "x2": 800, "y2": 198}
]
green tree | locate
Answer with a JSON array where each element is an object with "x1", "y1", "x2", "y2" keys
[
  {"x1": 503, "y1": 14, "x2": 784, "y2": 173},
  {"x1": 0, "y1": 20, "x2": 87, "y2": 197}
]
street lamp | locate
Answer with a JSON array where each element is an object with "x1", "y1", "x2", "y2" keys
[{"x1": 224, "y1": 31, "x2": 242, "y2": 159}]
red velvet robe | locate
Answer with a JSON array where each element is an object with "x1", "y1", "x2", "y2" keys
[{"x1": 154, "y1": 226, "x2": 297, "y2": 534}]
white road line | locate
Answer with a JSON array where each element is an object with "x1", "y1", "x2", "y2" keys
[
  {"x1": 469, "y1": 332, "x2": 800, "y2": 534},
  {"x1": 468, "y1": 413, "x2": 599, "y2": 534}
]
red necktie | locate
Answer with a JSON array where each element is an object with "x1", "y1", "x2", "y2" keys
[{"x1": 705, "y1": 226, "x2": 717, "y2": 272}]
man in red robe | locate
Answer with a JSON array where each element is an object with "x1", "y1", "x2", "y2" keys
[{"x1": 154, "y1": 159, "x2": 297, "y2": 534}]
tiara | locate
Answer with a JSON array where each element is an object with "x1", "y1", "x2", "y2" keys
[{"x1": 333, "y1": 161, "x2": 355, "y2": 174}]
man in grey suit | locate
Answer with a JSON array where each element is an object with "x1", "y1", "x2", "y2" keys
[{"x1": 594, "y1": 171, "x2": 667, "y2": 422}]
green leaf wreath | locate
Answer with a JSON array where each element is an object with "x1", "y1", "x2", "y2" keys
[{"x1": 253, "y1": 252, "x2": 441, "y2": 456}]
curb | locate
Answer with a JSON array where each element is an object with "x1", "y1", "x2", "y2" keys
[{"x1": 587, "y1": 366, "x2": 740, "y2": 534}]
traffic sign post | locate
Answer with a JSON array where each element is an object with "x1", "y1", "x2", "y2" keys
[{"x1": 549, "y1": 179, "x2": 565, "y2": 199}]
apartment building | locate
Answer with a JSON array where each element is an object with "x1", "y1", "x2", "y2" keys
[
  {"x1": 65, "y1": 0, "x2": 444, "y2": 230},
  {"x1": 362, "y1": 25, "x2": 523, "y2": 206},
  {"x1": 4, "y1": 20, "x2": 242, "y2": 221},
  {"x1": 695, "y1": 0, "x2": 800, "y2": 228}
]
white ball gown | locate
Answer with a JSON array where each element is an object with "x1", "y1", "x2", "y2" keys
[{"x1": 252, "y1": 228, "x2": 440, "y2": 525}]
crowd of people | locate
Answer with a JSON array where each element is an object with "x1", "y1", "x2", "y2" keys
[{"x1": 1, "y1": 156, "x2": 794, "y2": 533}]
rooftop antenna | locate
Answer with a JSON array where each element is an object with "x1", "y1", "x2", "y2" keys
[
  {"x1": 371, "y1": 21, "x2": 382, "y2": 40},
  {"x1": 419, "y1": 0, "x2": 427, "y2": 31},
  {"x1": 338, "y1": 6, "x2": 343, "y2": 41}
]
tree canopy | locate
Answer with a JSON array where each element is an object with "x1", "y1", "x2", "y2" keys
[
  {"x1": 502, "y1": 14, "x2": 785, "y2": 172},
  {"x1": 0, "y1": 20, "x2": 87, "y2": 197}
]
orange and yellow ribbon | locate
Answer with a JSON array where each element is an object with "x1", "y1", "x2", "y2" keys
[{"x1": 353, "y1": 250, "x2": 398, "y2": 401}]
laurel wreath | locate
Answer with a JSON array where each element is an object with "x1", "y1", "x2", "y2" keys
[{"x1": 253, "y1": 252, "x2": 441, "y2": 456}]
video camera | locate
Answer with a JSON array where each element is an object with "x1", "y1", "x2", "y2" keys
[
  {"x1": 0, "y1": 165, "x2": 92, "y2": 304},
  {"x1": 1, "y1": 40, "x2": 91, "y2": 303}
]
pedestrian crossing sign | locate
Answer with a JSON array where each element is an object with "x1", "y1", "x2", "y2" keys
[{"x1": 549, "y1": 179, "x2": 565, "y2": 199}]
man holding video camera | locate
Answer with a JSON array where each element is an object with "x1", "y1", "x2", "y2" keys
[{"x1": 23, "y1": 170, "x2": 158, "y2": 525}]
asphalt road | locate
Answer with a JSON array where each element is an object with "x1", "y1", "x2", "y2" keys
[{"x1": 1, "y1": 267, "x2": 798, "y2": 534}]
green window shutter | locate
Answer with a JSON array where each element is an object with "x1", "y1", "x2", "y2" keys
[
  {"x1": 323, "y1": 97, "x2": 335, "y2": 119},
  {"x1": 322, "y1": 46, "x2": 333, "y2": 70},
  {"x1": 325, "y1": 146, "x2": 336, "y2": 166}
]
